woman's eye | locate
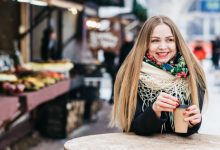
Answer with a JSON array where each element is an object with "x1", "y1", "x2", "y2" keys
[
  {"x1": 151, "y1": 39, "x2": 159, "y2": 43},
  {"x1": 167, "y1": 38, "x2": 174, "y2": 42}
]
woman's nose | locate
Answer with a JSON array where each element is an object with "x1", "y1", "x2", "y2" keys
[{"x1": 158, "y1": 41, "x2": 167, "y2": 49}]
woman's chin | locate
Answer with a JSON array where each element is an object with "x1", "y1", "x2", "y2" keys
[{"x1": 155, "y1": 59, "x2": 169, "y2": 64}]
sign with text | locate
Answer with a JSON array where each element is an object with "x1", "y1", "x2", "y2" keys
[
  {"x1": 88, "y1": 30, "x2": 120, "y2": 53},
  {"x1": 200, "y1": 0, "x2": 220, "y2": 12}
]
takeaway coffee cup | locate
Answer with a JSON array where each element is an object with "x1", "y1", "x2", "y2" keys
[{"x1": 174, "y1": 105, "x2": 189, "y2": 133}]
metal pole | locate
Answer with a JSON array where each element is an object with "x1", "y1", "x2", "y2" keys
[
  {"x1": 57, "y1": 9, "x2": 63, "y2": 60},
  {"x1": 29, "y1": 4, "x2": 33, "y2": 61}
]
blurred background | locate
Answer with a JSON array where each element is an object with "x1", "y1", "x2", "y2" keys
[{"x1": 0, "y1": 0, "x2": 220, "y2": 149}]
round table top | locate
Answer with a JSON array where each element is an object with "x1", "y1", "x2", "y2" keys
[{"x1": 64, "y1": 133, "x2": 220, "y2": 150}]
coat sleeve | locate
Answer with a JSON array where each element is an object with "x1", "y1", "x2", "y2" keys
[
  {"x1": 182, "y1": 86, "x2": 205, "y2": 136},
  {"x1": 130, "y1": 95, "x2": 168, "y2": 135}
]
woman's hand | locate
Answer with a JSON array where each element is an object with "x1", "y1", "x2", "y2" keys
[
  {"x1": 183, "y1": 105, "x2": 201, "y2": 126},
  {"x1": 152, "y1": 92, "x2": 179, "y2": 118}
]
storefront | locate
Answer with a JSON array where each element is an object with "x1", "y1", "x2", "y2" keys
[
  {"x1": 0, "y1": 0, "x2": 101, "y2": 149},
  {"x1": 0, "y1": 0, "x2": 147, "y2": 149}
]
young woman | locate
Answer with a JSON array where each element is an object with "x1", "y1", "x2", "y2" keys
[{"x1": 111, "y1": 15, "x2": 208, "y2": 136}]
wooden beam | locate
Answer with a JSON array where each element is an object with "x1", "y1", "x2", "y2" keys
[{"x1": 20, "y1": 3, "x2": 30, "y2": 63}]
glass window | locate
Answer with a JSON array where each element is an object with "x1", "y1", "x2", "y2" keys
[
  {"x1": 187, "y1": 18, "x2": 203, "y2": 35},
  {"x1": 210, "y1": 18, "x2": 215, "y2": 35}
]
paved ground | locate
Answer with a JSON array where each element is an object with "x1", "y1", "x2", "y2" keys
[
  {"x1": 29, "y1": 60, "x2": 220, "y2": 150},
  {"x1": 199, "y1": 60, "x2": 220, "y2": 135}
]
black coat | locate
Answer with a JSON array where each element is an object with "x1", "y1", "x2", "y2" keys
[{"x1": 130, "y1": 86, "x2": 205, "y2": 136}]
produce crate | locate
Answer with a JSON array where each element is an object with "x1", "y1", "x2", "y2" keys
[{"x1": 35, "y1": 95, "x2": 85, "y2": 139}]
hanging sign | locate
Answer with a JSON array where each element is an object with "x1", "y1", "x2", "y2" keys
[{"x1": 200, "y1": 0, "x2": 220, "y2": 12}]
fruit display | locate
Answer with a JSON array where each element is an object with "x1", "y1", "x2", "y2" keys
[
  {"x1": 0, "y1": 73, "x2": 17, "y2": 82},
  {"x1": 39, "y1": 71, "x2": 65, "y2": 81},
  {"x1": 0, "y1": 59, "x2": 71, "y2": 95},
  {"x1": 1, "y1": 82, "x2": 25, "y2": 94},
  {"x1": 0, "y1": 69, "x2": 67, "y2": 95},
  {"x1": 21, "y1": 77, "x2": 45, "y2": 91},
  {"x1": 18, "y1": 71, "x2": 66, "y2": 91},
  {"x1": 24, "y1": 59, "x2": 74, "y2": 72}
]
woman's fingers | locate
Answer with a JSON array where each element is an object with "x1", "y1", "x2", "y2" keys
[
  {"x1": 184, "y1": 108, "x2": 199, "y2": 116},
  {"x1": 160, "y1": 92, "x2": 179, "y2": 102},
  {"x1": 189, "y1": 118, "x2": 201, "y2": 125},
  {"x1": 161, "y1": 108, "x2": 175, "y2": 112},
  {"x1": 154, "y1": 102, "x2": 174, "y2": 112},
  {"x1": 184, "y1": 105, "x2": 200, "y2": 116},
  {"x1": 152, "y1": 92, "x2": 179, "y2": 117},
  {"x1": 187, "y1": 105, "x2": 199, "y2": 111},
  {"x1": 183, "y1": 105, "x2": 202, "y2": 125},
  {"x1": 184, "y1": 114, "x2": 201, "y2": 122},
  {"x1": 159, "y1": 96, "x2": 179, "y2": 107},
  {"x1": 157, "y1": 100, "x2": 176, "y2": 109},
  {"x1": 156, "y1": 92, "x2": 179, "y2": 108},
  {"x1": 153, "y1": 92, "x2": 180, "y2": 113}
]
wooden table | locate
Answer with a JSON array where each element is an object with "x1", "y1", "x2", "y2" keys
[
  {"x1": 64, "y1": 133, "x2": 220, "y2": 150},
  {"x1": 0, "y1": 96, "x2": 20, "y2": 127}
]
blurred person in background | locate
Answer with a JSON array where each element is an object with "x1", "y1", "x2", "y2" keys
[
  {"x1": 118, "y1": 31, "x2": 135, "y2": 68},
  {"x1": 103, "y1": 21, "x2": 122, "y2": 104},
  {"x1": 104, "y1": 50, "x2": 117, "y2": 104},
  {"x1": 193, "y1": 40, "x2": 206, "y2": 65},
  {"x1": 211, "y1": 35, "x2": 220, "y2": 69},
  {"x1": 111, "y1": 15, "x2": 208, "y2": 136},
  {"x1": 41, "y1": 25, "x2": 58, "y2": 61}
]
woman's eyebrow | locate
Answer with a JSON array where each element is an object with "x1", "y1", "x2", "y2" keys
[
  {"x1": 151, "y1": 36, "x2": 160, "y2": 38},
  {"x1": 151, "y1": 36, "x2": 174, "y2": 39}
]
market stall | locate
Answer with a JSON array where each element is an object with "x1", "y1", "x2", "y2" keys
[
  {"x1": 0, "y1": 0, "x2": 105, "y2": 148},
  {"x1": 0, "y1": 58, "x2": 76, "y2": 148}
]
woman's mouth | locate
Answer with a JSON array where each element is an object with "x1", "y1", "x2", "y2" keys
[{"x1": 156, "y1": 52, "x2": 169, "y2": 58}]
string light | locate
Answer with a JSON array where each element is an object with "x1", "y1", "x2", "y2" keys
[
  {"x1": 86, "y1": 20, "x2": 101, "y2": 29},
  {"x1": 68, "y1": 8, "x2": 78, "y2": 15}
]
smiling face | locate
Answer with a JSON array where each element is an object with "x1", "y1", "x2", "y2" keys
[{"x1": 148, "y1": 24, "x2": 177, "y2": 64}]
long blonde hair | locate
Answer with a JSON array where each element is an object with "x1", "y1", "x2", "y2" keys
[{"x1": 111, "y1": 15, "x2": 208, "y2": 132}]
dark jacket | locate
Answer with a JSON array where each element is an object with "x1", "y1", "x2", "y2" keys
[{"x1": 130, "y1": 86, "x2": 205, "y2": 136}]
